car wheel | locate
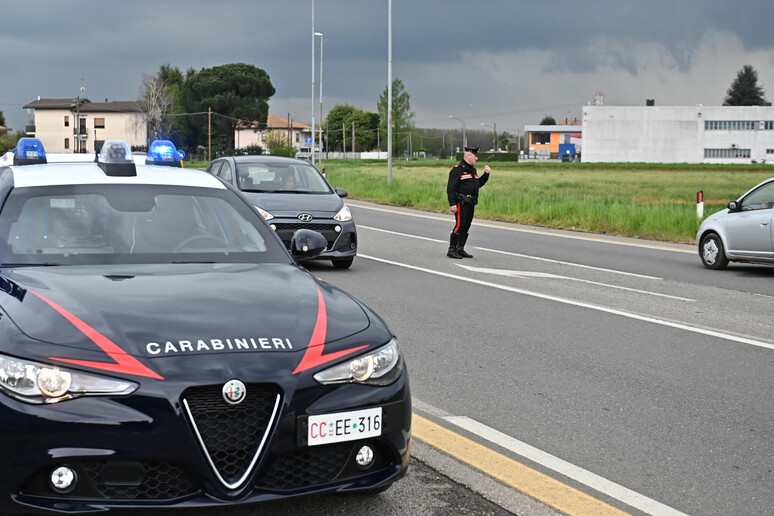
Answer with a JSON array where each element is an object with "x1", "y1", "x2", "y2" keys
[
  {"x1": 700, "y1": 233, "x2": 729, "y2": 270},
  {"x1": 332, "y1": 257, "x2": 354, "y2": 269}
]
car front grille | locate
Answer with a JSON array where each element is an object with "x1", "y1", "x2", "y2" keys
[
  {"x1": 254, "y1": 443, "x2": 352, "y2": 490},
  {"x1": 273, "y1": 223, "x2": 339, "y2": 250},
  {"x1": 82, "y1": 461, "x2": 198, "y2": 500},
  {"x1": 182, "y1": 384, "x2": 282, "y2": 489}
]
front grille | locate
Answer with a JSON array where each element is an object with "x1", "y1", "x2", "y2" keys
[
  {"x1": 274, "y1": 223, "x2": 339, "y2": 251},
  {"x1": 82, "y1": 461, "x2": 197, "y2": 500},
  {"x1": 275, "y1": 222, "x2": 338, "y2": 232},
  {"x1": 182, "y1": 384, "x2": 282, "y2": 489},
  {"x1": 255, "y1": 443, "x2": 352, "y2": 490}
]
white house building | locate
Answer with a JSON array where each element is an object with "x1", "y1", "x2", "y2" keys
[
  {"x1": 23, "y1": 97, "x2": 145, "y2": 154},
  {"x1": 582, "y1": 105, "x2": 774, "y2": 163}
]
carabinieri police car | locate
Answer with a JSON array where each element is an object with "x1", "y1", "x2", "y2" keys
[{"x1": 0, "y1": 139, "x2": 410, "y2": 513}]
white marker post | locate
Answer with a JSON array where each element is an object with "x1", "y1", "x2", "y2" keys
[{"x1": 696, "y1": 190, "x2": 704, "y2": 220}]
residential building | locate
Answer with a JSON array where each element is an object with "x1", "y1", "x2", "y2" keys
[
  {"x1": 582, "y1": 105, "x2": 774, "y2": 163},
  {"x1": 234, "y1": 114, "x2": 314, "y2": 155},
  {"x1": 23, "y1": 97, "x2": 144, "y2": 154}
]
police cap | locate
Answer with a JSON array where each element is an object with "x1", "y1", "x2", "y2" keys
[{"x1": 464, "y1": 146, "x2": 480, "y2": 156}]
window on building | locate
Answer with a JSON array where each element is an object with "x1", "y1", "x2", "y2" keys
[
  {"x1": 64, "y1": 138, "x2": 70, "y2": 150},
  {"x1": 64, "y1": 116, "x2": 70, "y2": 127},
  {"x1": 94, "y1": 118, "x2": 105, "y2": 129},
  {"x1": 705, "y1": 120, "x2": 756, "y2": 130},
  {"x1": 295, "y1": 133, "x2": 300, "y2": 143},
  {"x1": 704, "y1": 148, "x2": 751, "y2": 158}
]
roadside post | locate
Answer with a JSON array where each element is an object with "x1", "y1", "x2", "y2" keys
[{"x1": 697, "y1": 190, "x2": 704, "y2": 220}]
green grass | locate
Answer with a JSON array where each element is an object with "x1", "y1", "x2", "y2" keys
[{"x1": 312, "y1": 160, "x2": 774, "y2": 244}]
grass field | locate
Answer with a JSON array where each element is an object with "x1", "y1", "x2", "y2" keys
[{"x1": 188, "y1": 158, "x2": 774, "y2": 244}]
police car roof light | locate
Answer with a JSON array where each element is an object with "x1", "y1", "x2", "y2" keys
[
  {"x1": 146, "y1": 140, "x2": 182, "y2": 168},
  {"x1": 97, "y1": 140, "x2": 137, "y2": 177},
  {"x1": 13, "y1": 138, "x2": 48, "y2": 165}
]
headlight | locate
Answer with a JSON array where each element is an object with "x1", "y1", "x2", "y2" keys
[
  {"x1": 314, "y1": 339, "x2": 401, "y2": 386},
  {"x1": 0, "y1": 354, "x2": 138, "y2": 404},
  {"x1": 333, "y1": 205, "x2": 352, "y2": 222},
  {"x1": 255, "y1": 205, "x2": 274, "y2": 221}
]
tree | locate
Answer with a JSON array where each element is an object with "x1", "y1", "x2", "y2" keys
[
  {"x1": 180, "y1": 63, "x2": 275, "y2": 154},
  {"x1": 325, "y1": 104, "x2": 379, "y2": 152},
  {"x1": 263, "y1": 130, "x2": 295, "y2": 157},
  {"x1": 377, "y1": 79, "x2": 415, "y2": 156},
  {"x1": 0, "y1": 110, "x2": 6, "y2": 128},
  {"x1": 723, "y1": 65, "x2": 771, "y2": 106},
  {"x1": 539, "y1": 116, "x2": 556, "y2": 125}
]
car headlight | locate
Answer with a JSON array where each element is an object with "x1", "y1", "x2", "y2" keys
[
  {"x1": 0, "y1": 354, "x2": 138, "y2": 404},
  {"x1": 255, "y1": 205, "x2": 274, "y2": 221},
  {"x1": 333, "y1": 205, "x2": 352, "y2": 222},
  {"x1": 314, "y1": 339, "x2": 401, "y2": 386}
]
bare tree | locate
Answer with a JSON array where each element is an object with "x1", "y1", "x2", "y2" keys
[{"x1": 132, "y1": 74, "x2": 177, "y2": 147}]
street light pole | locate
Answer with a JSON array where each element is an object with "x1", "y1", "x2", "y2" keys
[
  {"x1": 387, "y1": 0, "x2": 393, "y2": 183},
  {"x1": 315, "y1": 32, "x2": 324, "y2": 161},
  {"x1": 449, "y1": 115, "x2": 466, "y2": 149},
  {"x1": 311, "y1": 0, "x2": 316, "y2": 166}
]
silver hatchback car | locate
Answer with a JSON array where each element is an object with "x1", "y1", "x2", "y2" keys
[{"x1": 697, "y1": 177, "x2": 774, "y2": 269}]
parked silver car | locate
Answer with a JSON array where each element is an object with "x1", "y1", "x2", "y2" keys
[{"x1": 697, "y1": 177, "x2": 774, "y2": 269}]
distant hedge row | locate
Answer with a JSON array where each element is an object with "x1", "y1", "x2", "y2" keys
[{"x1": 453, "y1": 152, "x2": 519, "y2": 162}]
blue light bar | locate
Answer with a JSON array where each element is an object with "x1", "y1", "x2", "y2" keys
[
  {"x1": 13, "y1": 138, "x2": 47, "y2": 165},
  {"x1": 146, "y1": 140, "x2": 182, "y2": 168}
]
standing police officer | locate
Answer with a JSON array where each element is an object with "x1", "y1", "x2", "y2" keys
[{"x1": 446, "y1": 146, "x2": 491, "y2": 259}]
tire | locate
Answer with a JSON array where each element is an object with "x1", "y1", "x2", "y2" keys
[
  {"x1": 700, "y1": 233, "x2": 729, "y2": 270},
  {"x1": 332, "y1": 257, "x2": 354, "y2": 269}
]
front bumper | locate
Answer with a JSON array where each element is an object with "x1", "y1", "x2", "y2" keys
[
  {"x1": 0, "y1": 366, "x2": 410, "y2": 514},
  {"x1": 271, "y1": 219, "x2": 357, "y2": 260}
]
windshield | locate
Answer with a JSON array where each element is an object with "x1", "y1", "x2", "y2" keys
[
  {"x1": 236, "y1": 161, "x2": 332, "y2": 194},
  {"x1": 0, "y1": 184, "x2": 290, "y2": 266}
]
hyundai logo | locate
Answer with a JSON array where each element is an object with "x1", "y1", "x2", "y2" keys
[
  {"x1": 298, "y1": 213, "x2": 313, "y2": 222},
  {"x1": 222, "y1": 379, "x2": 246, "y2": 405}
]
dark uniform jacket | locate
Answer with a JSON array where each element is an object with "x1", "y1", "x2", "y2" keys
[{"x1": 447, "y1": 159, "x2": 489, "y2": 206}]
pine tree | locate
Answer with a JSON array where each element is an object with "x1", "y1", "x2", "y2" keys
[{"x1": 723, "y1": 65, "x2": 771, "y2": 106}]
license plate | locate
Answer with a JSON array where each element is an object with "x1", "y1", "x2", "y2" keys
[{"x1": 307, "y1": 407, "x2": 382, "y2": 446}]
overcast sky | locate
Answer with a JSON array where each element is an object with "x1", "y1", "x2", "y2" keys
[{"x1": 3, "y1": 0, "x2": 773, "y2": 141}]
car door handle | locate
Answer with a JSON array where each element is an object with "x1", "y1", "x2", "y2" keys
[{"x1": 762, "y1": 220, "x2": 770, "y2": 226}]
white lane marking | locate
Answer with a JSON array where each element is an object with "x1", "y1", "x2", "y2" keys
[
  {"x1": 359, "y1": 225, "x2": 662, "y2": 280},
  {"x1": 350, "y1": 201, "x2": 695, "y2": 254},
  {"x1": 359, "y1": 254, "x2": 774, "y2": 351},
  {"x1": 412, "y1": 400, "x2": 690, "y2": 516},
  {"x1": 456, "y1": 264, "x2": 694, "y2": 302}
]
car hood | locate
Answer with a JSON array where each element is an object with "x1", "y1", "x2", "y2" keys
[
  {"x1": 240, "y1": 191, "x2": 343, "y2": 216},
  {"x1": 0, "y1": 264, "x2": 376, "y2": 379}
]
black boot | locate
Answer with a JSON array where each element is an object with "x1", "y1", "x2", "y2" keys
[
  {"x1": 457, "y1": 233, "x2": 473, "y2": 258},
  {"x1": 447, "y1": 233, "x2": 463, "y2": 259}
]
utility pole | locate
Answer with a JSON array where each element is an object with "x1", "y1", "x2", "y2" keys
[
  {"x1": 387, "y1": 0, "x2": 393, "y2": 183},
  {"x1": 342, "y1": 122, "x2": 346, "y2": 158},
  {"x1": 208, "y1": 107, "x2": 212, "y2": 161},
  {"x1": 351, "y1": 122, "x2": 355, "y2": 155}
]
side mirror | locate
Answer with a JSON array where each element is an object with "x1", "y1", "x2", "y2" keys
[
  {"x1": 290, "y1": 229, "x2": 328, "y2": 261},
  {"x1": 335, "y1": 187, "x2": 349, "y2": 198},
  {"x1": 727, "y1": 201, "x2": 738, "y2": 211}
]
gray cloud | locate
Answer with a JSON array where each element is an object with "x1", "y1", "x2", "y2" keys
[{"x1": 2, "y1": 0, "x2": 773, "y2": 137}]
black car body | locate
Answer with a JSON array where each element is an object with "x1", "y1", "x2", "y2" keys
[
  {"x1": 0, "y1": 141, "x2": 410, "y2": 514},
  {"x1": 205, "y1": 156, "x2": 357, "y2": 269}
]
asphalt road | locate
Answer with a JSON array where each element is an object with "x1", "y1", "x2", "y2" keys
[{"x1": 302, "y1": 200, "x2": 774, "y2": 516}]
